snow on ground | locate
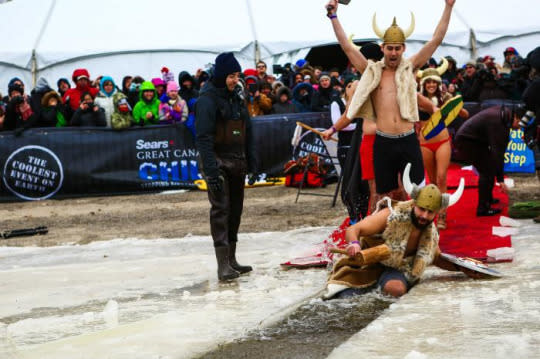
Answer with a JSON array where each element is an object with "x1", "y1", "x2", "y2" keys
[
  {"x1": 0, "y1": 228, "x2": 330, "y2": 359},
  {"x1": 1, "y1": 219, "x2": 539, "y2": 359},
  {"x1": 328, "y1": 219, "x2": 540, "y2": 359}
]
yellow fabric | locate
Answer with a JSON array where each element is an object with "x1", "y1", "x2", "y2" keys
[{"x1": 421, "y1": 95, "x2": 463, "y2": 138}]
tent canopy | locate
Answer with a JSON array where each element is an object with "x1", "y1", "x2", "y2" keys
[{"x1": 1, "y1": 0, "x2": 539, "y2": 88}]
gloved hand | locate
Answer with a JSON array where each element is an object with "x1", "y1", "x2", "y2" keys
[
  {"x1": 207, "y1": 176, "x2": 224, "y2": 194},
  {"x1": 247, "y1": 173, "x2": 260, "y2": 186}
]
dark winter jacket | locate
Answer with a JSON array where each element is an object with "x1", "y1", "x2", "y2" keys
[
  {"x1": 195, "y1": 80, "x2": 256, "y2": 179},
  {"x1": 71, "y1": 105, "x2": 107, "y2": 127},
  {"x1": 38, "y1": 91, "x2": 67, "y2": 127},
  {"x1": 178, "y1": 71, "x2": 200, "y2": 103},
  {"x1": 3, "y1": 96, "x2": 38, "y2": 131},
  {"x1": 454, "y1": 106, "x2": 512, "y2": 183},
  {"x1": 291, "y1": 83, "x2": 314, "y2": 113},
  {"x1": 272, "y1": 87, "x2": 296, "y2": 114},
  {"x1": 311, "y1": 86, "x2": 344, "y2": 113}
]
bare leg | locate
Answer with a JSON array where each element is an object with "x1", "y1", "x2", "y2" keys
[
  {"x1": 421, "y1": 146, "x2": 436, "y2": 185},
  {"x1": 435, "y1": 141, "x2": 452, "y2": 193},
  {"x1": 434, "y1": 140, "x2": 452, "y2": 229}
]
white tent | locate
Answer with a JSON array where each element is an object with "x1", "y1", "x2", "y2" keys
[{"x1": 1, "y1": 0, "x2": 539, "y2": 90}]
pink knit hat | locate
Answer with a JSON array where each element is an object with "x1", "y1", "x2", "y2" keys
[{"x1": 166, "y1": 81, "x2": 179, "y2": 93}]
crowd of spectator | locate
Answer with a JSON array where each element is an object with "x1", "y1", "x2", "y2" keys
[{"x1": 0, "y1": 46, "x2": 535, "y2": 135}]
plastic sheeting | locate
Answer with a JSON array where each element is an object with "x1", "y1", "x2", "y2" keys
[{"x1": 0, "y1": 0, "x2": 539, "y2": 87}]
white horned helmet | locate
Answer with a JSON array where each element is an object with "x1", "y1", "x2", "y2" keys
[{"x1": 403, "y1": 163, "x2": 465, "y2": 211}]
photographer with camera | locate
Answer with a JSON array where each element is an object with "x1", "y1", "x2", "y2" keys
[
  {"x1": 243, "y1": 72, "x2": 272, "y2": 117},
  {"x1": 273, "y1": 63, "x2": 295, "y2": 89},
  {"x1": 70, "y1": 92, "x2": 106, "y2": 127},
  {"x1": 476, "y1": 67, "x2": 509, "y2": 102},
  {"x1": 3, "y1": 83, "x2": 38, "y2": 134}
]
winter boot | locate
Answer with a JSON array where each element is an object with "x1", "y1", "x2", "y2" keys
[
  {"x1": 228, "y1": 242, "x2": 253, "y2": 274},
  {"x1": 215, "y1": 246, "x2": 239, "y2": 281}
]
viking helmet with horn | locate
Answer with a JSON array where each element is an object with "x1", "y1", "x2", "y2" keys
[
  {"x1": 417, "y1": 57, "x2": 449, "y2": 87},
  {"x1": 372, "y1": 12, "x2": 415, "y2": 44},
  {"x1": 402, "y1": 163, "x2": 464, "y2": 212}
]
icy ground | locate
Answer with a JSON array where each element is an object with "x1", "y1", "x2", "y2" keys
[
  {"x1": 1, "y1": 220, "x2": 539, "y2": 359},
  {"x1": 328, "y1": 219, "x2": 540, "y2": 359}
]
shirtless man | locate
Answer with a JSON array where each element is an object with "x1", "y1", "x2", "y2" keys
[{"x1": 325, "y1": 0, "x2": 455, "y2": 199}]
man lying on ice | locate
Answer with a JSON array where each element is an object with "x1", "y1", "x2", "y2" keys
[{"x1": 324, "y1": 163, "x2": 481, "y2": 300}]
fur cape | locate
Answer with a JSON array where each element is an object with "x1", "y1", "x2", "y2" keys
[
  {"x1": 380, "y1": 200, "x2": 439, "y2": 284},
  {"x1": 346, "y1": 58, "x2": 419, "y2": 123},
  {"x1": 326, "y1": 200, "x2": 439, "y2": 293}
]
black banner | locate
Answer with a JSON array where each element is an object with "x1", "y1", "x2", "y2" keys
[{"x1": 0, "y1": 112, "x2": 331, "y2": 201}]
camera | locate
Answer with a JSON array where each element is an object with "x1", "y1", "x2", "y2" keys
[
  {"x1": 11, "y1": 95, "x2": 24, "y2": 106},
  {"x1": 273, "y1": 63, "x2": 291, "y2": 75},
  {"x1": 477, "y1": 69, "x2": 494, "y2": 82},
  {"x1": 273, "y1": 64, "x2": 285, "y2": 74},
  {"x1": 519, "y1": 110, "x2": 535, "y2": 128},
  {"x1": 523, "y1": 119, "x2": 538, "y2": 149}
]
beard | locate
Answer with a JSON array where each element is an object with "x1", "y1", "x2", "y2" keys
[{"x1": 410, "y1": 209, "x2": 433, "y2": 230}]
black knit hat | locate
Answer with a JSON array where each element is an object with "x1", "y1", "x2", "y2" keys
[
  {"x1": 8, "y1": 83, "x2": 24, "y2": 96},
  {"x1": 57, "y1": 78, "x2": 70, "y2": 88},
  {"x1": 213, "y1": 52, "x2": 241, "y2": 88}
]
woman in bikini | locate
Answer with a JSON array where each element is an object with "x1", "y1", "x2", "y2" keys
[{"x1": 418, "y1": 58, "x2": 469, "y2": 229}]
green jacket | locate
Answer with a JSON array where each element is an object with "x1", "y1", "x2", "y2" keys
[{"x1": 132, "y1": 81, "x2": 160, "y2": 125}]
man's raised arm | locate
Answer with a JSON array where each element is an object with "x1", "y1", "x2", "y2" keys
[
  {"x1": 410, "y1": 0, "x2": 455, "y2": 69},
  {"x1": 326, "y1": 0, "x2": 368, "y2": 73}
]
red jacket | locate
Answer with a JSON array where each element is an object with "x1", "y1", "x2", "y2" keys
[
  {"x1": 63, "y1": 69, "x2": 99, "y2": 111},
  {"x1": 63, "y1": 85, "x2": 99, "y2": 111}
]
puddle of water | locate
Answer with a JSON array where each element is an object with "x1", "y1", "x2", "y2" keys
[{"x1": 197, "y1": 291, "x2": 394, "y2": 359}]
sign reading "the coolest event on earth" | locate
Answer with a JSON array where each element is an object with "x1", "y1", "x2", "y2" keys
[{"x1": 3, "y1": 145, "x2": 64, "y2": 200}]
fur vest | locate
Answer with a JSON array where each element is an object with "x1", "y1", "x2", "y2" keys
[
  {"x1": 346, "y1": 59, "x2": 419, "y2": 123},
  {"x1": 380, "y1": 200, "x2": 439, "y2": 284}
]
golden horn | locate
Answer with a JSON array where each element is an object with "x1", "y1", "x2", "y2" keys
[
  {"x1": 403, "y1": 11, "x2": 415, "y2": 39},
  {"x1": 372, "y1": 13, "x2": 385, "y2": 40},
  {"x1": 437, "y1": 57, "x2": 449, "y2": 76}
]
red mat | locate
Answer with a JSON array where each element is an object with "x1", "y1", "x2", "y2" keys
[
  {"x1": 445, "y1": 163, "x2": 478, "y2": 188},
  {"x1": 438, "y1": 165, "x2": 512, "y2": 261},
  {"x1": 281, "y1": 164, "x2": 512, "y2": 268}
]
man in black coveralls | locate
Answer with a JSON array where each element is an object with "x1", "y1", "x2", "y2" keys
[
  {"x1": 454, "y1": 105, "x2": 522, "y2": 216},
  {"x1": 195, "y1": 52, "x2": 257, "y2": 281}
]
